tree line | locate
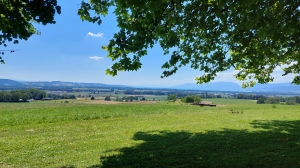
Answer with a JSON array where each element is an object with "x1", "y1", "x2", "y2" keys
[
  {"x1": 124, "y1": 90, "x2": 168, "y2": 95},
  {"x1": 0, "y1": 89, "x2": 78, "y2": 102},
  {"x1": 169, "y1": 92, "x2": 222, "y2": 99},
  {"x1": 257, "y1": 96, "x2": 300, "y2": 105},
  {"x1": 235, "y1": 94, "x2": 266, "y2": 100},
  {"x1": 168, "y1": 94, "x2": 201, "y2": 103},
  {"x1": 47, "y1": 94, "x2": 76, "y2": 100},
  {"x1": 0, "y1": 89, "x2": 46, "y2": 102}
]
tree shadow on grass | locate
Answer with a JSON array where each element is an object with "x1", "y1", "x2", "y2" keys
[{"x1": 88, "y1": 120, "x2": 300, "y2": 168}]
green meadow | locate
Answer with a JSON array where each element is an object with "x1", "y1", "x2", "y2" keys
[{"x1": 0, "y1": 99, "x2": 299, "y2": 167}]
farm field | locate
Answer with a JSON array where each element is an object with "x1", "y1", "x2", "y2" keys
[
  {"x1": 67, "y1": 91, "x2": 168, "y2": 101},
  {"x1": 0, "y1": 99, "x2": 299, "y2": 167}
]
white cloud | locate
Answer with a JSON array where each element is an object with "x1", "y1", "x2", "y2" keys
[
  {"x1": 89, "y1": 56, "x2": 104, "y2": 61},
  {"x1": 87, "y1": 32, "x2": 104, "y2": 38},
  {"x1": 215, "y1": 70, "x2": 241, "y2": 84}
]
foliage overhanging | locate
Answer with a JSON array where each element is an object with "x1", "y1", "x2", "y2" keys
[
  {"x1": 79, "y1": 0, "x2": 300, "y2": 87},
  {"x1": 0, "y1": 0, "x2": 61, "y2": 63}
]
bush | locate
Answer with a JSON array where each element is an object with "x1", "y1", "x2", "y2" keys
[
  {"x1": 286, "y1": 100, "x2": 297, "y2": 105},
  {"x1": 265, "y1": 97, "x2": 279, "y2": 104},
  {"x1": 91, "y1": 97, "x2": 95, "y2": 100},
  {"x1": 185, "y1": 95, "x2": 194, "y2": 103},
  {"x1": 256, "y1": 98, "x2": 265, "y2": 104},
  {"x1": 193, "y1": 95, "x2": 201, "y2": 103},
  {"x1": 167, "y1": 94, "x2": 177, "y2": 102},
  {"x1": 104, "y1": 96, "x2": 111, "y2": 101},
  {"x1": 181, "y1": 95, "x2": 201, "y2": 103}
]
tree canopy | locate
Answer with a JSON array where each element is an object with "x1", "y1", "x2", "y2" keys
[
  {"x1": 0, "y1": 0, "x2": 61, "y2": 63},
  {"x1": 78, "y1": 0, "x2": 300, "y2": 87}
]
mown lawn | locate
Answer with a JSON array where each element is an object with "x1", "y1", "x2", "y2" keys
[{"x1": 0, "y1": 99, "x2": 299, "y2": 167}]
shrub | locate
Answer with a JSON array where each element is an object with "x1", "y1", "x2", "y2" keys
[
  {"x1": 265, "y1": 97, "x2": 279, "y2": 104},
  {"x1": 104, "y1": 96, "x2": 111, "y2": 101},
  {"x1": 193, "y1": 95, "x2": 201, "y2": 103},
  {"x1": 181, "y1": 95, "x2": 201, "y2": 103},
  {"x1": 91, "y1": 97, "x2": 95, "y2": 100},
  {"x1": 286, "y1": 100, "x2": 297, "y2": 105},
  {"x1": 185, "y1": 95, "x2": 194, "y2": 103},
  {"x1": 256, "y1": 98, "x2": 265, "y2": 104},
  {"x1": 167, "y1": 94, "x2": 177, "y2": 102}
]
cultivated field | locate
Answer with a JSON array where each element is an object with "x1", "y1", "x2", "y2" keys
[{"x1": 0, "y1": 99, "x2": 299, "y2": 167}]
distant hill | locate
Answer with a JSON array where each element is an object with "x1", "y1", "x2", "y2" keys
[
  {"x1": 0, "y1": 79, "x2": 25, "y2": 88},
  {"x1": 172, "y1": 82, "x2": 243, "y2": 91},
  {"x1": 0, "y1": 79, "x2": 23, "y2": 85},
  {"x1": 246, "y1": 83, "x2": 300, "y2": 93},
  {"x1": 172, "y1": 82, "x2": 300, "y2": 93},
  {"x1": 1, "y1": 79, "x2": 300, "y2": 93},
  {"x1": 0, "y1": 79, "x2": 130, "y2": 90}
]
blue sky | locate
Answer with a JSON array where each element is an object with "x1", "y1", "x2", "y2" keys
[{"x1": 0, "y1": 1, "x2": 295, "y2": 87}]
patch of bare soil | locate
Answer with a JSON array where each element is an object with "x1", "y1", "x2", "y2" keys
[
  {"x1": 200, "y1": 101, "x2": 213, "y2": 104},
  {"x1": 130, "y1": 101, "x2": 159, "y2": 104},
  {"x1": 200, "y1": 101, "x2": 226, "y2": 107}
]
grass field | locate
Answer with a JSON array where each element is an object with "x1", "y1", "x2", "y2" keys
[{"x1": 0, "y1": 99, "x2": 299, "y2": 167}]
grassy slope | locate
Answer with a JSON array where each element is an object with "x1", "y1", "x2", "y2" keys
[{"x1": 0, "y1": 99, "x2": 299, "y2": 167}]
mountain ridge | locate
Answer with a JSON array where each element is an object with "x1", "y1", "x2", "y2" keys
[
  {"x1": 1, "y1": 79, "x2": 300, "y2": 93},
  {"x1": 173, "y1": 82, "x2": 300, "y2": 92}
]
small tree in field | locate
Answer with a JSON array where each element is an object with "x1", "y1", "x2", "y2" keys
[
  {"x1": 91, "y1": 96, "x2": 95, "y2": 100},
  {"x1": 167, "y1": 94, "x2": 177, "y2": 102}
]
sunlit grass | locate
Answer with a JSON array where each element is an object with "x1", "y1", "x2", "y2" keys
[{"x1": 0, "y1": 99, "x2": 299, "y2": 167}]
